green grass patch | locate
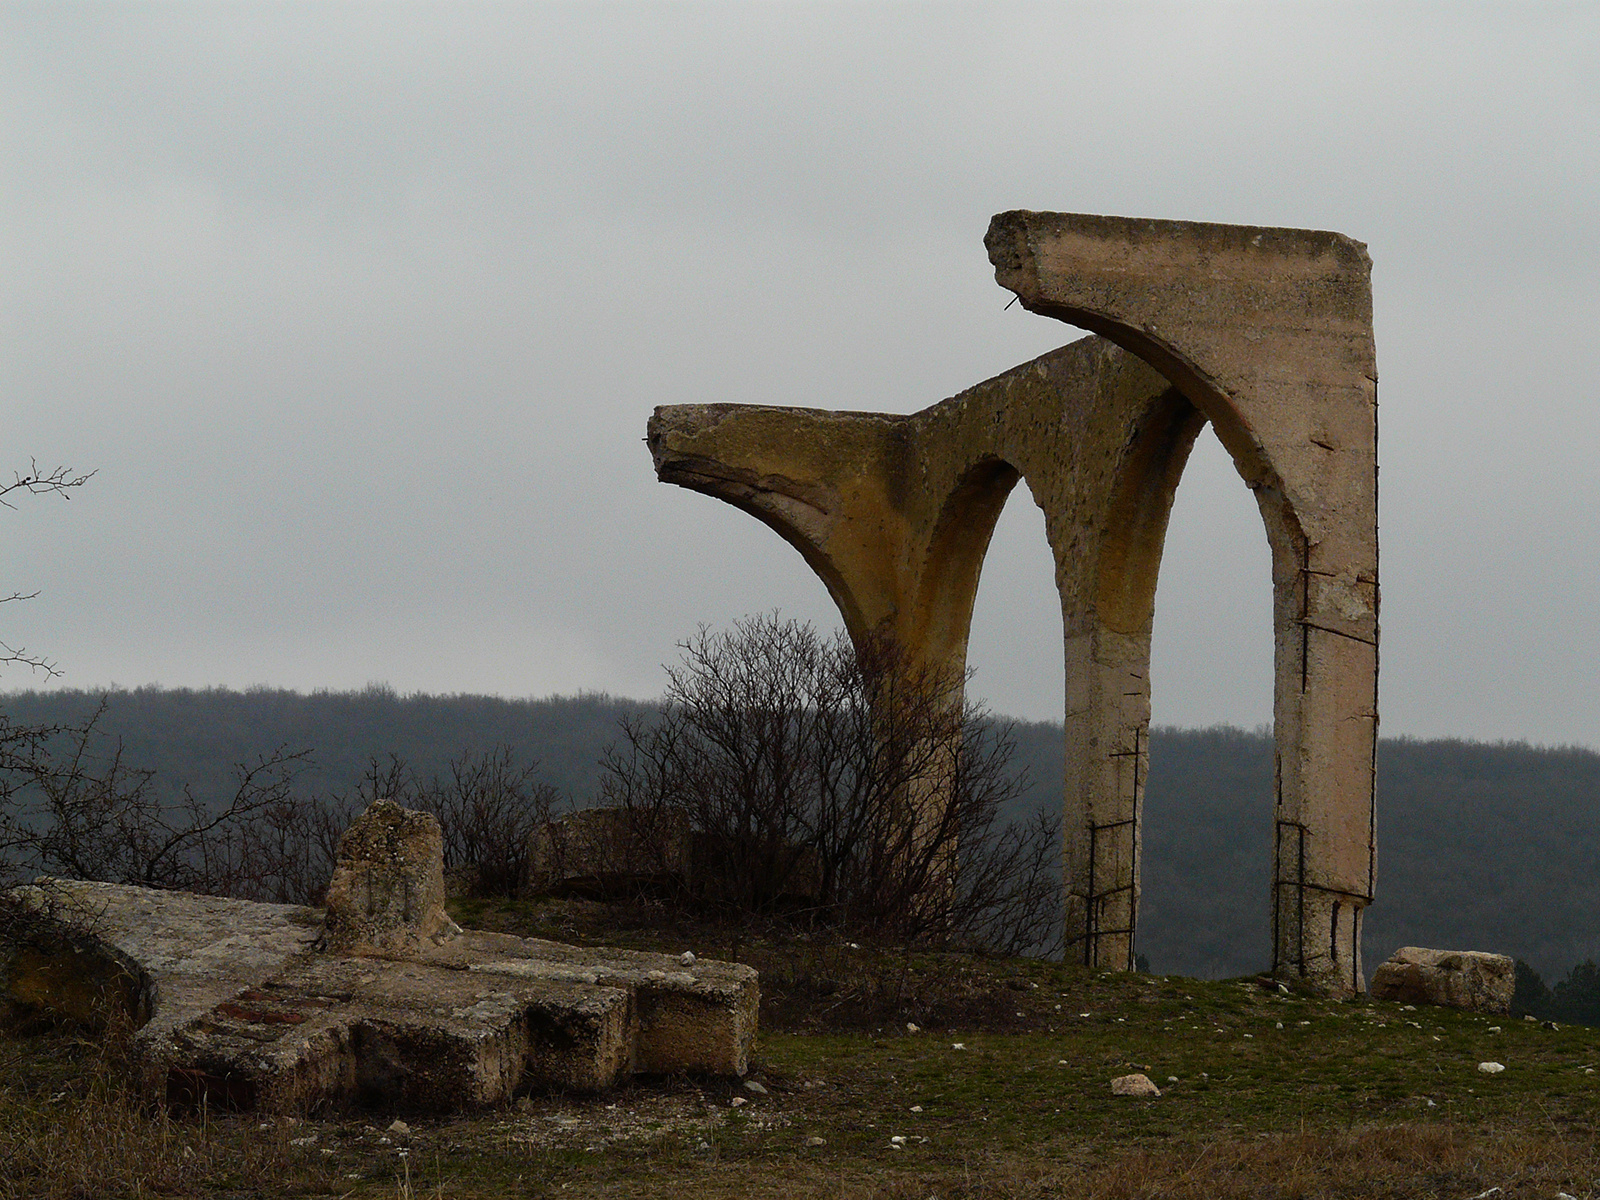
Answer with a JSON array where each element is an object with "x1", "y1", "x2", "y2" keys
[{"x1": 4, "y1": 901, "x2": 1598, "y2": 1197}]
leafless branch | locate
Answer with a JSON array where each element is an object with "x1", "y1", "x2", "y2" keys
[
  {"x1": 0, "y1": 460, "x2": 96, "y2": 509},
  {"x1": 597, "y1": 613, "x2": 1059, "y2": 952},
  {"x1": 0, "y1": 637, "x2": 59, "y2": 679}
]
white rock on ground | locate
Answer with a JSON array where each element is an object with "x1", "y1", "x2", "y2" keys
[{"x1": 1110, "y1": 1073, "x2": 1161, "y2": 1097}]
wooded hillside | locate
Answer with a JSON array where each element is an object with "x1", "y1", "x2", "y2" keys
[{"x1": 5, "y1": 687, "x2": 1596, "y2": 982}]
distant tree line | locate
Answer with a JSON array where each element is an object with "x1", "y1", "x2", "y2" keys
[
  {"x1": 3, "y1": 617, "x2": 1061, "y2": 954},
  {"x1": 1136, "y1": 728, "x2": 1600, "y2": 986},
  {"x1": 0, "y1": 697, "x2": 560, "y2": 908},
  {"x1": 4, "y1": 674, "x2": 1598, "y2": 1003},
  {"x1": 0, "y1": 684, "x2": 648, "y2": 809},
  {"x1": 1513, "y1": 959, "x2": 1600, "y2": 1027}
]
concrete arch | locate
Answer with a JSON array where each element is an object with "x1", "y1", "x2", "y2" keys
[
  {"x1": 647, "y1": 212, "x2": 1378, "y2": 995},
  {"x1": 906, "y1": 457, "x2": 1022, "y2": 685},
  {"x1": 985, "y1": 213, "x2": 1378, "y2": 993}
]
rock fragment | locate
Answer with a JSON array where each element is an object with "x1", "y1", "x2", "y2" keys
[
  {"x1": 322, "y1": 799, "x2": 460, "y2": 955},
  {"x1": 1110, "y1": 1073, "x2": 1161, "y2": 1097},
  {"x1": 1369, "y1": 946, "x2": 1514, "y2": 1014}
]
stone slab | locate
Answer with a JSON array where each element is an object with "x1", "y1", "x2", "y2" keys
[
  {"x1": 2, "y1": 878, "x2": 320, "y2": 1038},
  {"x1": 3, "y1": 878, "x2": 758, "y2": 1113}
]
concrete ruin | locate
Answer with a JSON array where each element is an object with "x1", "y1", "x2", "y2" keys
[
  {"x1": 648, "y1": 211, "x2": 1378, "y2": 995},
  {"x1": 1369, "y1": 947, "x2": 1515, "y2": 1014},
  {"x1": 1, "y1": 801, "x2": 758, "y2": 1112},
  {"x1": 528, "y1": 806, "x2": 824, "y2": 905}
]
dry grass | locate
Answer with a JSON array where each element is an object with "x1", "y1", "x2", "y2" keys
[
  {"x1": 0, "y1": 1029, "x2": 340, "y2": 1200},
  {"x1": 473, "y1": 1124, "x2": 1599, "y2": 1200},
  {"x1": 1044, "y1": 1123, "x2": 1600, "y2": 1199},
  {"x1": 3, "y1": 900, "x2": 1598, "y2": 1199}
]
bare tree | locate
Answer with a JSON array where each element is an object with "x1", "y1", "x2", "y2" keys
[
  {"x1": 223, "y1": 749, "x2": 561, "y2": 904},
  {"x1": 600, "y1": 614, "x2": 1061, "y2": 951},
  {"x1": 0, "y1": 460, "x2": 348, "y2": 919},
  {"x1": 427, "y1": 746, "x2": 560, "y2": 899},
  {"x1": 1, "y1": 460, "x2": 95, "y2": 678},
  {"x1": 0, "y1": 700, "x2": 311, "y2": 894}
]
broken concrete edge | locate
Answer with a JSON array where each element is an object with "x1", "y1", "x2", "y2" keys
[
  {"x1": 984, "y1": 209, "x2": 1373, "y2": 285},
  {"x1": 0, "y1": 879, "x2": 159, "y2": 1031},
  {"x1": 2, "y1": 878, "x2": 759, "y2": 1113}
]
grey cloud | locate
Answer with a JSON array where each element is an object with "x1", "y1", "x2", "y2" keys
[{"x1": 2, "y1": 2, "x2": 1596, "y2": 744}]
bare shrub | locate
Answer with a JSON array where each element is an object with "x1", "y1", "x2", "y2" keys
[
  {"x1": 240, "y1": 749, "x2": 560, "y2": 903},
  {"x1": 1, "y1": 459, "x2": 95, "y2": 681},
  {"x1": 427, "y1": 746, "x2": 561, "y2": 898},
  {"x1": 599, "y1": 614, "x2": 1060, "y2": 951},
  {"x1": 0, "y1": 700, "x2": 309, "y2": 896},
  {"x1": 1, "y1": 708, "x2": 563, "y2": 908}
]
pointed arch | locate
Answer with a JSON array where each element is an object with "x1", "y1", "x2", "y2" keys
[
  {"x1": 649, "y1": 210, "x2": 1378, "y2": 995},
  {"x1": 988, "y1": 210, "x2": 1378, "y2": 992}
]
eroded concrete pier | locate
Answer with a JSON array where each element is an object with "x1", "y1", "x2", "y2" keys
[{"x1": 649, "y1": 211, "x2": 1378, "y2": 994}]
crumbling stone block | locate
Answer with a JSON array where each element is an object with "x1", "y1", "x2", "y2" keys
[
  {"x1": 527, "y1": 807, "x2": 692, "y2": 897},
  {"x1": 1369, "y1": 946, "x2": 1514, "y2": 1014},
  {"x1": 527, "y1": 807, "x2": 821, "y2": 905},
  {"x1": 322, "y1": 798, "x2": 461, "y2": 954}
]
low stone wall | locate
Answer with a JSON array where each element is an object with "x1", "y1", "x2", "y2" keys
[
  {"x1": 527, "y1": 807, "x2": 693, "y2": 898},
  {"x1": 527, "y1": 806, "x2": 822, "y2": 904}
]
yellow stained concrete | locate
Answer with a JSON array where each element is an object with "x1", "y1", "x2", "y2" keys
[{"x1": 648, "y1": 212, "x2": 1377, "y2": 996}]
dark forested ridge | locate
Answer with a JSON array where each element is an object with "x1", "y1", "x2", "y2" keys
[
  {"x1": 5, "y1": 688, "x2": 1597, "y2": 983},
  {"x1": 0, "y1": 686, "x2": 652, "y2": 811},
  {"x1": 1138, "y1": 728, "x2": 1600, "y2": 983}
]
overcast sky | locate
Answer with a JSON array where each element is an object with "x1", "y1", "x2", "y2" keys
[{"x1": 3, "y1": 2, "x2": 1596, "y2": 746}]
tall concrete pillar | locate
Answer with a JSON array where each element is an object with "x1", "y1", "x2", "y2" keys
[{"x1": 986, "y1": 212, "x2": 1378, "y2": 994}]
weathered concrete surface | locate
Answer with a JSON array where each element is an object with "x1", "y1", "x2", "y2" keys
[
  {"x1": 1, "y1": 877, "x2": 319, "y2": 1038},
  {"x1": 648, "y1": 211, "x2": 1378, "y2": 996},
  {"x1": 1369, "y1": 946, "x2": 1514, "y2": 1014},
  {"x1": 2, "y1": 878, "x2": 758, "y2": 1113},
  {"x1": 323, "y1": 798, "x2": 461, "y2": 955}
]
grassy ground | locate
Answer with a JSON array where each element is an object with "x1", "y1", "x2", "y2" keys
[{"x1": 3, "y1": 898, "x2": 1597, "y2": 1199}]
